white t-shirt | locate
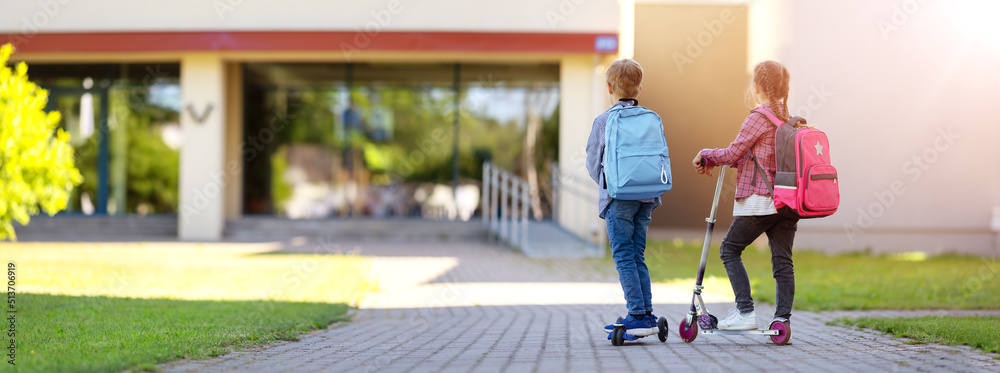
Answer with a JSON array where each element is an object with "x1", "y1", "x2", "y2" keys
[{"x1": 733, "y1": 193, "x2": 777, "y2": 216}]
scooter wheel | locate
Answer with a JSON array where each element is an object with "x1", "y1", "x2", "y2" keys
[
  {"x1": 657, "y1": 317, "x2": 668, "y2": 342},
  {"x1": 678, "y1": 318, "x2": 698, "y2": 343},
  {"x1": 769, "y1": 320, "x2": 791, "y2": 345},
  {"x1": 612, "y1": 326, "x2": 626, "y2": 346}
]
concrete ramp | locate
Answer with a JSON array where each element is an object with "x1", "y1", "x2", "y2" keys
[{"x1": 519, "y1": 221, "x2": 603, "y2": 258}]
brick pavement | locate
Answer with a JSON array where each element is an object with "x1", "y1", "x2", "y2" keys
[{"x1": 161, "y1": 242, "x2": 1000, "y2": 373}]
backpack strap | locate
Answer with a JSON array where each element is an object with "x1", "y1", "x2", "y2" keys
[
  {"x1": 750, "y1": 109, "x2": 772, "y2": 193},
  {"x1": 748, "y1": 109, "x2": 779, "y2": 194},
  {"x1": 751, "y1": 109, "x2": 784, "y2": 126},
  {"x1": 750, "y1": 151, "x2": 774, "y2": 195}
]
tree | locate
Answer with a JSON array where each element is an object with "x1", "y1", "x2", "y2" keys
[
  {"x1": 0, "y1": 43, "x2": 83, "y2": 240},
  {"x1": 523, "y1": 85, "x2": 557, "y2": 220}
]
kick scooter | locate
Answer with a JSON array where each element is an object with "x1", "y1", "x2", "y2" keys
[
  {"x1": 608, "y1": 315, "x2": 669, "y2": 346},
  {"x1": 677, "y1": 164, "x2": 791, "y2": 345}
]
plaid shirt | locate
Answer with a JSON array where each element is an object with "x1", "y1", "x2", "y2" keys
[{"x1": 700, "y1": 103, "x2": 779, "y2": 200}]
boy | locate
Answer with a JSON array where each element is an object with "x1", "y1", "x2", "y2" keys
[{"x1": 586, "y1": 59, "x2": 661, "y2": 335}]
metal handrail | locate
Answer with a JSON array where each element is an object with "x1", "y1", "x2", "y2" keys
[
  {"x1": 482, "y1": 162, "x2": 530, "y2": 252},
  {"x1": 482, "y1": 161, "x2": 603, "y2": 253},
  {"x1": 549, "y1": 162, "x2": 606, "y2": 249}
]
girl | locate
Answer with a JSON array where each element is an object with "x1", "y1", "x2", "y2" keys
[{"x1": 691, "y1": 60, "x2": 799, "y2": 330}]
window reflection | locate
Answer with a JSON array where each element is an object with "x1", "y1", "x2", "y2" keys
[
  {"x1": 34, "y1": 63, "x2": 182, "y2": 216},
  {"x1": 243, "y1": 62, "x2": 559, "y2": 220}
]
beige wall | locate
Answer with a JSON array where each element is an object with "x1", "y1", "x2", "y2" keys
[
  {"x1": 0, "y1": 0, "x2": 617, "y2": 33},
  {"x1": 751, "y1": 0, "x2": 1000, "y2": 255},
  {"x1": 634, "y1": 3, "x2": 750, "y2": 231},
  {"x1": 557, "y1": 55, "x2": 613, "y2": 245}
]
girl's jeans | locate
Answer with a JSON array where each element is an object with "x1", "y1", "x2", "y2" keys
[
  {"x1": 606, "y1": 199, "x2": 656, "y2": 316},
  {"x1": 720, "y1": 214, "x2": 798, "y2": 320}
]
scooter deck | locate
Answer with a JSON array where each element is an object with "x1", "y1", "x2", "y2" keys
[
  {"x1": 610, "y1": 324, "x2": 659, "y2": 337},
  {"x1": 700, "y1": 329, "x2": 779, "y2": 336}
]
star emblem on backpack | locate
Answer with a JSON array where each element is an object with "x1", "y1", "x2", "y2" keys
[{"x1": 814, "y1": 142, "x2": 824, "y2": 156}]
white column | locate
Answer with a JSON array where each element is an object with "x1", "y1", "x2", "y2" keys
[
  {"x1": 618, "y1": 0, "x2": 635, "y2": 59},
  {"x1": 558, "y1": 55, "x2": 606, "y2": 245},
  {"x1": 747, "y1": 0, "x2": 795, "y2": 72},
  {"x1": 178, "y1": 53, "x2": 226, "y2": 240}
]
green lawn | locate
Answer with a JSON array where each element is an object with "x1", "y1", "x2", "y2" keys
[
  {"x1": 0, "y1": 242, "x2": 374, "y2": 372},
  {"x1": 835, "y1": 316, "x2": 1000, "y2": 355},
  {"x1": 643, "y1": 240, "x2": 1000, "y2": 311},
  {"x1": 16, "y1": 294, "x2": 348, "y2": 373}
]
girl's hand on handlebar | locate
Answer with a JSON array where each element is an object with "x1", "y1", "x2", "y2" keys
[{"x1": 692, "y1": 154, "x2": 715, "y2": 177}]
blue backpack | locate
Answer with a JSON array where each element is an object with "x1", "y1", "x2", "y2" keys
[{"x1": 603, "y1": 103, "x2": 672, "y2": 200}]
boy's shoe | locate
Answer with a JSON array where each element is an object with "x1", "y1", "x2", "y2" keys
[
  {"x1": 648, "y1": 313, "x2": 660, "y2": 325},
  {"x1": 604, "y1": 314, "x2": 658, "y2": 336},
  {"x1": 604, "y1": 314, "x2": 657, "y2": 331},
  {"x1": 718, "y1": 308, "x2": 758, "y2": 330}
]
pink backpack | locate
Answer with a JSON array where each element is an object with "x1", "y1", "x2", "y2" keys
[{"x1": 752, "y1": 109, "x2": 839, "y2": 219}]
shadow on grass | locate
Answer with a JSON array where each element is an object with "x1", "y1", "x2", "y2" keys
[{"x1": 18, "y1": 293, "x2": 349, "y2": 373}]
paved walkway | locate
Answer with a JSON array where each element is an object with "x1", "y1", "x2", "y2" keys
[{"x1": 162, "y1": 242, "x2": 1000, "y2": 372}]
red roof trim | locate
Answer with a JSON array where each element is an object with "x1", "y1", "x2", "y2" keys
[{"x1": 3, "y1": 31, "x2": 617, "y2": 54}]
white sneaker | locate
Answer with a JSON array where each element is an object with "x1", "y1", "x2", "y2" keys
[{"x1": 718, "y1": 308, "x2": 757, "y2": 330}]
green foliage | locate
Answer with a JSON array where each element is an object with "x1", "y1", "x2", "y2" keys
[
  {"x1": 123, "y1": 118, "x2": 179, "y2": 213},
  {"x1": 115, "y1": 87, "x2": 181, "y2": 214},
  {"x1": 0, "y1": 43, "x2": 82, "y2": 240},
  {"x1": 643, "y1": 241, "x2": 1000, "y2": 310},
  {"x1": 270, "y1": 146, "x2": 292, "y2": 214},
  {"x1": 835, "y1": 316, "x2": 1000, "y2": 354}
]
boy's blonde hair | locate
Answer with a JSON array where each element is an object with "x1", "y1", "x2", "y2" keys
[{"x1": 606, "y1": 59, "x2": 643, "y2": 98}]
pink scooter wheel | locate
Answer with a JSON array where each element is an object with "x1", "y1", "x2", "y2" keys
[
  {"x1": 678, "y1": 318, "x2": 698, "y2": 343},
  {"x1": 769, "y1": 320, "x2": 791, "y2": 345}
]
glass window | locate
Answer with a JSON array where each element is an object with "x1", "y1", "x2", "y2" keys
[
  {"x1": 33, "y1": 63, "x2": 182, "y2": 216},
  {"x1": 243, "y1": 63, "x2": 456, "y2": 218},
  {"x1": 460, "y1": 64, "x2": 560, "y2": 219},
  {"x1": 242, "y1": 62, "x2": 559, "y2": 220}
]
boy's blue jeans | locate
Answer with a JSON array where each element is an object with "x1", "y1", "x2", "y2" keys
[{"x1": 605, "y1": 199, "x2": 655, "y2": 316}]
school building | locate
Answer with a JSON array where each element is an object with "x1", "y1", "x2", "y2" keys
[{"x1": 3, "y1": 0, "x2": 998, "y2": 255}]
